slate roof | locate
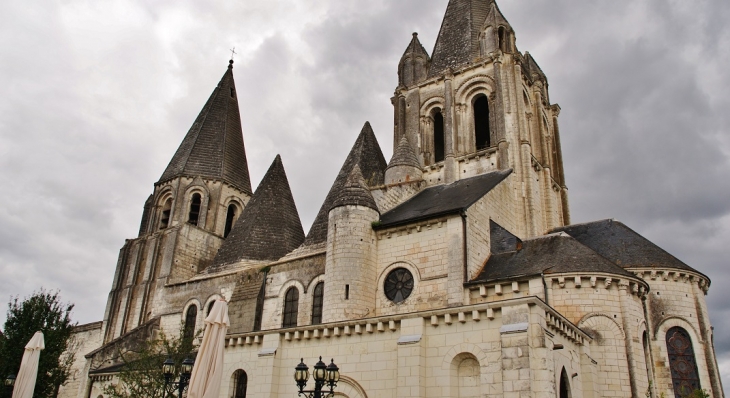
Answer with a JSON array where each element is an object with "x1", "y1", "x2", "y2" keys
[
  {"x1": 387, "y1": 136, "x2": 421, "y2": 169},
  {"x1": 299, "y1": 122, "x2": 387, "y2": 247},
  {"x1": 470, "y1": 233, "x2": 637, "y2": 284},
  {"x1": 330, "y1": 165, "x2": 379, "y2": 212},
  {"x1": 377, "y1": 169, "x2": 512, "y2": 228},
  {"x1": 210, "y1": 155, "x2": 304, "y2": 268},
  {"x1": 428, "y1": 0, "x2": 511, "y2": 78},
  {"x1": 552, "y1": 219, "x2": 703, "y2": 275},
  {"x1": 158, "y1": 61, "x2": 252, "y2": 194}
]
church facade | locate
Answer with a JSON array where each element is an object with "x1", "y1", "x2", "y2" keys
[{"x1": 58, "y1": 1, "x2": 724, "y2": 397}]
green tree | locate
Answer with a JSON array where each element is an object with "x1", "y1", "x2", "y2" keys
[
  {"x1": 0, "y1": 289, "x2": 76, "y2": 398},
  {"x1": 102, "y1": 326, "x2": 198, "y2": 398}
]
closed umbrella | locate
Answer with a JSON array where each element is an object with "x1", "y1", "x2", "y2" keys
[
  {"x1": 187, "y1": 300, "x2": 230, "y2": 398},
  {"x1": 12, "y1": 331, "x2": 45, "y2": 398}
]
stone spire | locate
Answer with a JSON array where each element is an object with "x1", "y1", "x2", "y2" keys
[
  {"x1": 398, "y1": 33, "x2": 430, "y2": 87},
  {"x1": 158, "y1": 60, "x2": 252, "y2": 194},
  {"x1": 330, "y1": 165, "x2": 379, "y2": 212},
  {"x1": 300, "y1": 122, "x2": 387, "y2": 247},
  {"x1": 210, "y1": 155, "x2": 304, "y2": 268},
  {"x1": 428, "y1": 0, "x2": 513, "y2": 78},
  {"x1": 388, "y1": 136, "x2": 421, "y2": 169}
]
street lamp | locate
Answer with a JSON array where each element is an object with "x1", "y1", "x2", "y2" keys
[
  {"x1": 294, "y1": 357, "x2": 340, "y2": 398},
  {"x1": 3, "y1": 375, "x2": 15, "y2": 388},
  {"x1": 162, "y1": 357, "x2": 195, "y2": 397}
]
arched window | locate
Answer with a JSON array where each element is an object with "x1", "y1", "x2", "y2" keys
[
  {"x1": 559, "y1": 368, "x2": 571, "y2": 398},
  {"x1": 184, "y1": 305, "x2": 197, "y2": 339},
  {"x1": 224, "y1": 204, "x2": 237, "y2": 238},
  {"x1": 433, "y1": 109, "x2": 445, "y2": 163},
  {"x1": 473, "y1": 96, "x2": 491, "y2": 150},
  {"x1": 498, "y1": 27, "x2": 506, "y2": 52},
  {"x1": 159, "y1": 198, "x2": 173, "y2": 229},
  {"x1": 232, "y1": 370, "x2": 247, "y2": 398},
  {"x1": 207, "y1": 301, "x2": 215, "y2": 316},
  {"x1": 311, "y1": 282, "x2": 324, "y2": 325},
  {"x1": 666, "y1": 327, "x2": 701, "y2": 397},
  {"x1": 188, "y1": 193, "x2": 202, "y2": 226},
  {"x1": 282, "y1": 287, "x2": 299, "y2": 328}
]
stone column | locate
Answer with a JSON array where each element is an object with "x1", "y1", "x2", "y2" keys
[
  {"x1": 443, "y1": 70, "x2": 457, "y2": 184},
  {"x1": 618, "y1": 281, "x2": 640, "y2": 398},
  {"x1": 493, "y1": 59, "x2": 510, "y2": 170},
  {"x1": 397, "y1": 317, "x2": 426, "y2": 398}
]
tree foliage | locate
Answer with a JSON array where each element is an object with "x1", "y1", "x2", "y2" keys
[
  {"x1": 0, "y1": 289, "x2": 76, "y2": 398},
  {"x1": 102, "y1": 326, "x2": 198, "y2": 398}
]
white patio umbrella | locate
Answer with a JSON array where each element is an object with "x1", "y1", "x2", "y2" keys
[
  {"x1": 187, "y1": 299, "x2": 230, "y2": 398},
  {"x1": 12, "y1": 331, "x2": 45, "y2": 398}
]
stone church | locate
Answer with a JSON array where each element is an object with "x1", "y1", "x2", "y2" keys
[{"x1": 57, "y1": 1, "x2": 724, "y2": 397}]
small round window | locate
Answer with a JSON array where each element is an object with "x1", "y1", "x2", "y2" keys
[{"x1": 384, "y1": 268, "x2": 414, "y2": 304}]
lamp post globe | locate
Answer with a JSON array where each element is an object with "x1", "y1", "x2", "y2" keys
[
  {"x1": 181, "y1": 358, "x2": 195, "y2": 376},
  {"x1": 295, "y1": 358, "x2": 310, "y2": 390},
  {"x1": 4, "y1": 374, "x2": 15, "y2": 387},
  {"x1": 162, "y1": 357, "x2": 175, "y2": 377},
  {"x1": 313, "y1": 357, "x2": 327, "y2": 383},
  {"x1": 326, "y1": 359, "x2": 340, "y2": 384}
]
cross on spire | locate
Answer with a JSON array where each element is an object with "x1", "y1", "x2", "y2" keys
[{"x1": 229, "y1": 47, "x2": 237, "y2": 61}]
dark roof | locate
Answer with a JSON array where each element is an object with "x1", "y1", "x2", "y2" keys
[
  {"x1": 428, "y1": 0, "x2": 511, "y2": 78},
  {"x1": 378, "y1": 169, "x2": 512, "y2": 228},
  {"x1": 330, "y1": 165, "x2": 379, "y2": 212},
  {"x1": 471, "y1": 233, "x2": 637, "y2": 284},
  {"x1": 158, "y1": 61, "x2": 252, "y2": 194},
  {"x1": 210, "y1": 155, "x2": 304, "y2": 268},
  {"x1": 387, "y1": 136, "x2": 420, "y2": 169},
  {"x1": 552, "y1": 219, "x2": 702, "y2": 275},
  {"x1": 522, "y1": 52, "x2": 548, "y2": 83},
  {"x1": 300, "y1": 122, "x2": 387, "y2": 247}
]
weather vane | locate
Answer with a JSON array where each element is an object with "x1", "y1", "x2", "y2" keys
[{"x1": 230, "y1": 47, "x2": 237, "y2": 61}]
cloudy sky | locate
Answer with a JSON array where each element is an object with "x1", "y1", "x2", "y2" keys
[{"x1": 1, "y1": 0, "x2": 729, "y2": 386}]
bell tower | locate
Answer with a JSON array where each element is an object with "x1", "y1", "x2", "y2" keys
[{"x1": 392, "y1": 0, "x2": 569, "y2": 238}]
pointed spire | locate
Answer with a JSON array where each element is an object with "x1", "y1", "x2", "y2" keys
[
  {"x1": 210, "y1": 155, "x2": 304, "y2": 268},
  {"x1": 331, "y1": 165, "x2": 379, "y2": 212},
  {"x1": 300, "y1": 122, "x2": 387, "y2": 247},
  {"x1": 387, "y1": 136, "x2": 421, "y2": 169},
  {"x1": 398, "y1": 33, "x2": 431, "y2": 87},
  {"x1": 428, "y1": 0, "x2": 513, "y2": 78},
  {"x1": 158, "y1": 61, "x2": 252, "y2": 194}
]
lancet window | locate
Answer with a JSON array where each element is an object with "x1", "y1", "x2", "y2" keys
[
  {"x1": 283, "y1": 287, "x2": 299, "y2": 328},
  {"x1": 433, "y1": 109, "x2": 445, "y2": 163},
  {"x1": 224, "y1": 203, "x2": 237, "y2": 238},
  {"x1": 473, "y1": 95, "x2": 491, "y2": 150},
  {"x1": 311, "y1": 282, "x2": 324, "y2": 325},
  {"x1": 183, "y1": 305, "x2": 197, "y2": 339},
  {"x1": 666, "y1": 327, "x2": 701, "y2": 397},
  {"x1": 188, "y1": 193, "x2": 202, "y2": 226},
  {"x1": 159, "y1": 198, "x2": 173, "y2": 229}
]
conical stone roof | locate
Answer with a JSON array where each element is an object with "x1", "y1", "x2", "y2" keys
[
  {"x1": 398, "y1": 33, "x2": 430, "y2": 87},
  {"x1": 387, "y1": 136, "x2": 421, "y2": 169},
  {"x1": 158, "y1": 60, "x2": 252, "y2": 194},
  {"x1": 300, "y1": 122, "x2": 387, "y2": 247},
  {"x1": 330, "y1": 165, "x2": 379, "y2": 212},
  {"x1": 428, "y1": 0, "x2": 511, "y2": 78},
  {"x1": 210, "y1": 155, "x2": 304, "y2": 269}
]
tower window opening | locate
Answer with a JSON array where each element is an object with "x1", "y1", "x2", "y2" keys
[
  {"x1": 345, "y1": 285, "x2": 350, "y2": 300},
  {"x1": 183, "y1": 305, "x2": 197, "y2": 340},
  {"x1": 474, "y1": 95, "x2": 491, "y2": 150},
  {"x1": 282, "y1": 287, "x2": 299, "y2": 328},
  {"x1": 230, "y1": 87, "x2": 236, "y2": 98},
  {"x1": 224, "y1": 203, "x2": 237, "y2": 238},
  {"x1": 498, "y1": 27, "x2": 507, "y2": 52},
  {"x1": 188, "y1": 193, "x2": 202, "y2": 226},
  {"x1": 159, "y1": 198, "x2": 172, "y2": 229},
  {"x1": 433, "y1": 109, "x2": 445, "y2": 163},
  {"x1": 311, "y1": 282, "x2": 324, "y2": 325}
]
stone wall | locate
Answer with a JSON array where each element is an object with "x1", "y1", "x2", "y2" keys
[{"x1": 57, "y1": 322, "x2": 103, "y2": 398}]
